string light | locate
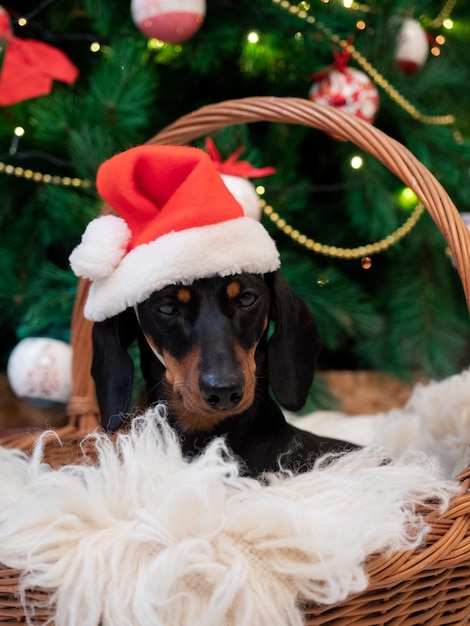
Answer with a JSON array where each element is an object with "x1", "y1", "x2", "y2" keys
[
  {"x1": 350, "y1": 155, "x2": 363, "y2": 169},
  {"x1": 397, "y1": 187, "x2": 418, "y2": 210},
  {"x1": 9, "y1": 127, "x2": 26, "y2": 155},
  {"x1": 443, "y1": 18, "x2": 454, "y2": 30},
  {"x1": 90, "y1": 42, "x2": 101, "y2": 53},
  {"x1": 341, "y1": 1, "x2": 370, "y2": 12},
  {"x1": 247, "y1": 31, "x2": 259, "y2": 43},
  {"x1": 148, "y1": 38, "x2": 166, "y2": 49}
]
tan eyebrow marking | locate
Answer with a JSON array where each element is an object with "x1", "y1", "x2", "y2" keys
[
  {"x1": 177, "y1": 288, "x2": 191, "y2": 303},
  {"x1": 226, "y1": 281, "x2": 241, "y2": 299}
]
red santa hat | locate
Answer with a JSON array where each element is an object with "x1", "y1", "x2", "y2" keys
[{"x1": 69, "y1": 145, "x2": 280, "y2": 321}]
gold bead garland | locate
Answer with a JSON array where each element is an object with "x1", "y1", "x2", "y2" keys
[
  {"x1": 0, "y1": 161, "x2": 92, "y2": 188},
  {"x1": 423, "y1": 0, "x2": 457, "y2": 29},
  {"x1": 341, "y1": 0, "x2": 455, "y2": 22},
  {"x1": 342, "y1": 2, "x2": 371, "y2": 13},
  {"x1": 344, "y1": 40, "x2": 456, "y2": 128},
  {"x1": 0, "y1": 0, "x2": 450, "y2": 267},
  {"x1": 2, "y1": 157, "x2": 424, "y2": 261},
  {"x1": 261, "y1": 198, "x2": 425, "y2": 259},
  {"x1": 264, "y1": 0, "x2": 455, "y2": 260},
  {"x1": 271, "y1": 0, "x2": 462, "y2": 141}
]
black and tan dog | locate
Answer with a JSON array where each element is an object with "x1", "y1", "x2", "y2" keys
[
  {"x1": 69, "y1": 144, "x2": 357, "y2": 476},
  {"x1": 91, "y1": 270, "x2": 356, "y2": 477}
]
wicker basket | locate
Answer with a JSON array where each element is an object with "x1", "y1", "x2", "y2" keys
[{"x1": 2, "y1": 97, "x2": 470, "y2": 625}]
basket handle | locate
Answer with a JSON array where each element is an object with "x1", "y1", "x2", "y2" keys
[
  {"x1": 67, "y1": 96, "x2": 470, "y2": 426},
  {"x1": 147, "y1": 97, "x2": 470, "y2": 306}
]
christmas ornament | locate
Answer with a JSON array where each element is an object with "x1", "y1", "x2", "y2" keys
[
  {"x1": 461, "y1": 213, "x2": 470, "y2": 229},
  {"x1": 450, "y1": 212, "x2": 470, "y2": 267},
  {"x1": 395, "y1": 18, "x2": 429, "y2": 75},
  {"x1": 131, "y1": 0, "x2": 206, "y2": 44},
  {"x1": 69, "y1": 145, "x2": 279, "y2": 321},
  {"x1": 0, "y1": 6, "x2": 78, "y2": 106},
  {"x1": 205, "y1": 138, "x2": 275, "y2": 221},
  {"x1": 308, "y1": 51, "x2": 379, "y2": 124},
  {"x1": 7, "y1": 338, "x2": 73, "y2": 407}
]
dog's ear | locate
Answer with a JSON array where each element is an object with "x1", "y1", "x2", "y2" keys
[
  {"x1": 91, "y1": 307, "x2": 139, "y2": 433},
  {"x1": 267, "y1": 271, "x2": 322, "y2": 411},
  {"x1": 136, "y1": 330, "x2": 167, "y2": 407}
]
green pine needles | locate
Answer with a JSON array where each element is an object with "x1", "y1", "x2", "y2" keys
[{"x1": 1, "y1": 0, "x2": 469, "y2": 391}]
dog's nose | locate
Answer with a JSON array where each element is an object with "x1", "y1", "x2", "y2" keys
[{"x1": 199, "y1": 373, "x2": 244, "y2": 411}]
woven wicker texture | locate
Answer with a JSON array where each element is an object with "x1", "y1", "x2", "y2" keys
[{"x1": 1, "y1": 97, "x2": 470, "y2": 625}]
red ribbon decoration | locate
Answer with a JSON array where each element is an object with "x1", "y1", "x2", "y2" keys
[
  {"x1": 205, "y1": 138, "x2": 275, "y2": 178},
  {"x1": 308, "y1": 37, "x2": 354, "y2": 81},
  {"x1": 0, "y1": 7, "x2": 78, "y2": 106}
]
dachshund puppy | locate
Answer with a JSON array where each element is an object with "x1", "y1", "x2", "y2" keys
[{"x1": 91, "y1": 270, "x2": 356, "y2": 477}]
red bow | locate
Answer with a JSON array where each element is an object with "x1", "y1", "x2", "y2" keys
[
  {"x1": 309, "y1": 38, "x2": 353, "y2": 81},
  {"x1": 205, "y1": 138, "x2": 275, "y2": 178},
  {"x1": 0, "y1": 8, "x2": 78, "y2": 106}
]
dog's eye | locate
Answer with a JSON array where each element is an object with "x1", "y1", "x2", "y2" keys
[
  {"x1": 237, "y1": 292, "x2": 257, "y2": 308},
  {"x1": 156, "y1": 303, "x2": 179, "y2": 316}
]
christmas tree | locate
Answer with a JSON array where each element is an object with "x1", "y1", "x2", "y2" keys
[{"x1": 2, "y1": 0, "x2": 470, "y2": 409}]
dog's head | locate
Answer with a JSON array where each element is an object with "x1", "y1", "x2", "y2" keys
[
  {"x1": 69, "y1": 145, "x2": 321, "y2": 435},
  {"x1": 91, "y1": 270, "x2": 321, "y2": 433}
]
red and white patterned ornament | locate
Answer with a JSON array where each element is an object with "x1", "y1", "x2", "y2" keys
[
  {"x1": 395, "y1": 18, "x2": 429, "y2": 75},
  {"x1": 131, "y1": 0, "x2": 206, "y2": 43},
  {"x1": 309, "y1": 66, "x2": 379, "y2": 124},
  {"x1": 7, "y1": 337, "x2": 72, "y2": 407}
]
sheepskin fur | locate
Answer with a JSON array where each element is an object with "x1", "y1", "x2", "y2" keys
[
  {"x1": 292, "y1": 368, "x2": 470, "y2": 477},
  {"x1": 0, "y1": 395, "x2": 462, "y2": 626}
]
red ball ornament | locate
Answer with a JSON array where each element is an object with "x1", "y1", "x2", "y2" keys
[
  {"x1": 395, "y1": 18, "x2": 429, "y2": 75},
  {"x1": 131, "y1": 0, "x2": 206, "y2": 43},
  {"x1": 309, "y1": 66, "x2": 379, "y2": 124}
]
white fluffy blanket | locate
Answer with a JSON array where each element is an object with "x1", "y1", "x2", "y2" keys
[
  {"x1": 291, "y1": 368, "x2": 470, "y2": 478},
  {"x1": 1, "y1": 370, "x2": 469, "y2": 626}
]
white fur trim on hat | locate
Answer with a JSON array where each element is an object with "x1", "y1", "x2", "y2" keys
[
  {"x1": 69, "y1": 215, "x2": 131, "y2": 281},
  {"x1": 83, "y1": 216, "x2": 280, "y2": 321}
]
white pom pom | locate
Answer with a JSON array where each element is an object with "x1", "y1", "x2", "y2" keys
[
  {"x1": 69, "y1": 215, "x2": 131, "y2": 280},
  {"x1": 221, "y1": 174, "x2": 262, "y2": 221}
]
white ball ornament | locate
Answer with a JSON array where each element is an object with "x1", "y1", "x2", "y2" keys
[
  {"x1": 309, "y1": 67, "x2": 379, "y2": 124},
  {"x1": 395, "y1": 18, "x2": 429, "y2": 74},
  {"x1": 131, "y1": 0, "x2": 206, "y2": 43},
  {"x1": 221, "y1": 174, "x2": 262, "y2": 222},
  {"x1": 7, "y1": 338, "x2": 73, "y2": 408},
  {"x1": 204, "y1": 138, "x2": 274, "y2": 222}
]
